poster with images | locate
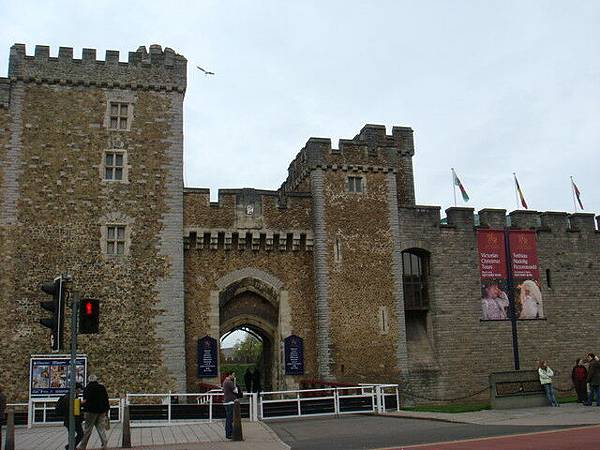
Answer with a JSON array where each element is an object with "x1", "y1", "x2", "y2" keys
[
  {"x1": 509, "y1": 230, "x2": 543, "y2": 319},
  {"x1": 30, "y1": 356, "x2": 87, "y2": 397},
  {"x1": 478, "y1": 230, "x2": 510, "y2": 320}
]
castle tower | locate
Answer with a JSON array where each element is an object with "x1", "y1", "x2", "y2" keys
[
  {"x1": 0, "y1": 44, "x2": 187, "y2": 396},
  {"x1": 282, "y1": 124, "x2": 416, "y2": 382}
]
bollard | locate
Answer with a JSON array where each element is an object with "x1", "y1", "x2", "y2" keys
[
  {"x1": 232, "y1": 399, "x2": 244, "y2": 441},
  {"x1": 121, "y1": 404, "x2": 131, "y2": 448},
  {"x1": 5, "y1": 408, "x2": 15, "y2": 450}
]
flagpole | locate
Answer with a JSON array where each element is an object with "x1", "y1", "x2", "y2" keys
[
  {"x1": 570, "y1": 176, "x2": 577, "y2": 212},
  {"x1": 451, "y1": 168, "x2": 457, "y2": 207},
  {"x1": 513, "y1": 173, "x2": 519, "y2": 210}
]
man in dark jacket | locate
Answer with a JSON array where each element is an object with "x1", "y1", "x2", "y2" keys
[
  {"x1": 78, "y1": 375, "x2": 110, "y2": 450},
  {"x1": 585, "y1": 353, "x2": 600, "y2": 406},
  {"x1": 57, "y1": 383, "x2": 84, "y2": 449}
]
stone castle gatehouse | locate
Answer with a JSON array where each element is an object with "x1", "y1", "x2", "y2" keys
[{"x1": 1, "y1": 44, "x2": 599, "y2": 401}]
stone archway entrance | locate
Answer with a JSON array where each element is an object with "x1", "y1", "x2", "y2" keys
[{"x1": 214, "y1": 268, "x2": 290, "y2": 391}]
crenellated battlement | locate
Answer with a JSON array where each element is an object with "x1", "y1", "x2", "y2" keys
[
  {"x1": 282, "y1": 124, "x2": 414, "y2": 192},
  {"x1": 8, "y1": 43, "x2": 186, "y2": 92},
  {"x1": 0, "y1": 78, "x2": 9, "y2": 108},
  {"x1": 440, "y1": 207, "x2": 600, "y2": 233}
]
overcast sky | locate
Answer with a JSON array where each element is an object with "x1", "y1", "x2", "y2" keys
[{"x1": 2, "y1": 0, "x2": 599, "y2": 217}]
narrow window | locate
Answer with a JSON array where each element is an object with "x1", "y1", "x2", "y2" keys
[
  {"x1": 106, "y1": 225, "x2": 126, "y2": 255},
  {"x1": 104, "y1": 151, "x2": 125, "y2": 181},
  {"x1": 347, "y1": 176, "x2": 364, "y2": 193},
  {"x1": 108, "y1": 102, "x2": 130, "y2": 130},
  {"x1": 546, "y1": 269, "x2": 552, "y2": 288},
  {"x1": 378, "y1": 306, "x2": 389, "y2": 334},
  {"x1": 402, "y1": 249, "x2": 430, "y2": 310},
  {"x1": 334, "y1": 238, "x2": 342, "y2": 263}
]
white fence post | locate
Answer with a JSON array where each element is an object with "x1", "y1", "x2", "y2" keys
[
  {"x1": 167, "y1": 391, "x2": 172, "y2": 425},
  {"x1": 209, "y1": 395, "x2": 213, "y2": 423}
]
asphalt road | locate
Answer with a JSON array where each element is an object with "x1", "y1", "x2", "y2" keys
[{"x1": 268, "y1": 414, "x2": 575, "y2": 450}]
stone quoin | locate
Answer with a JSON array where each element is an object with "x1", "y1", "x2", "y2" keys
[{"x1": 1, "y1": 44, "x2": 599, "y2": 402}]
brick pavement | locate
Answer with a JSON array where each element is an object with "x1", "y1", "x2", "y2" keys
[{"x1": 10, "y1": 421, "x2": 289, "y2": 450}]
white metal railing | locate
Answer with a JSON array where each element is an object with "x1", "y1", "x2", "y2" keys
[
  {"x1": 258, "y1": 384, "x2": 399, "y2": 420},
  {"x1": 124, "y1": 391, "x2": 258, "y2": 427},
  {"x1": 27, "y1": 397, "x2": 122, "y2": 428},
  {"x1": 20, "y1": 384, "x2": 398, "y2": 427}
]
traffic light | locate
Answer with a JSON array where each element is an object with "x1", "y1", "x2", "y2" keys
[
  {"x1": 39, "y1": 276, "x2": 65, "y2": 351},
  {"x1": 79, "y1": 298, "x2": 99, "y2": 334}
]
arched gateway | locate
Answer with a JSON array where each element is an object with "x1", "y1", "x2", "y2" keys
[
  {"x1": 216, "y1": 269, "x2": 286, "y2": 391},
  {"x1": 189, "y1": 267, "x2": 293, "y2": 391}
]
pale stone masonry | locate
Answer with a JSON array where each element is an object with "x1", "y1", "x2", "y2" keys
[{"x1": 1, "y1": 43, "x2": 599, "y2": 402}]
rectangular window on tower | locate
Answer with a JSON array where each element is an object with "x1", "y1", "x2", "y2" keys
[
  {"x1": 103, "y1": 151, "x2": 126, "y2": 181},
  {"x1": 108, "y1": 102, "x2": 131, "y2": 130},
  {"x1": 106, "y1": 225, "x2": 126, "y2": 255},
  {"x1": 347, "y1": 176, "x2": 364, "y2": 193}
]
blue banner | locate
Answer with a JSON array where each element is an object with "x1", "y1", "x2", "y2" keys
[
  {"x1": 284, "y1": 335, "x2": 304, "y2": 375},
  {"x1": 197, "y1": 336, "x2": 218, "y2": 377}
]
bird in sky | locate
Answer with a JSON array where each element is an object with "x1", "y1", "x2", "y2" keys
[{"x1": 196, "y1": 66, "x2": 215, "y2": 75}]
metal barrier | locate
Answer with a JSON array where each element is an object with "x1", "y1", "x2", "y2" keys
[
  {"x1": 259, "y1": 384, "x2": 400, "y2": 420},
  {"x1": 125, "y1": 391, "x2": 258, "y2": 427},
  {"x1": 26, "y1": 397, "x2": 122, "y2": 428},
  {"x1": 17, "y1": 384, "x2": 397, "y2": 427}
]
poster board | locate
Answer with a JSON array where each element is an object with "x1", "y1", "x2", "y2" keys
[{"x1": 29, "y1": 354, "x2": 87, "y2": 398}]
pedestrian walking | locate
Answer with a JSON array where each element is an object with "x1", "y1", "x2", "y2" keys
[
  {"x1": 244, "y1": 367, "x2": 253, "y2": 393},
  {"x1": 56, "y1": 383, "x2": 84, "y2": 449},
  {"x1": 252, "y1": 368, "x2": 261, "y2": 395},
  {"x1": 585, "y1": 353, "x2": 600, "y2": 406},
  {"x1": 0, "y1": 384, "x2": 7, "y2": 446},
  {"x1": 78, "y1": 375, "x2": 110, "y2": 450},
  {"x1": 538, "y1": 360, "x2": 559, "y2": 407},
  {"x1": 572, "y1": 359, "x2": 588, "y2": 403},
  {"x1": 222, "y1": 372, "x2": 235, "y2": 440}
]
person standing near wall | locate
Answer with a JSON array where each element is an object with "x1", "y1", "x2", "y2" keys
[
  {"x1": 222, "y1": 372, "x2": 235, "y2": 439},
  {"x1": 78, "y1": 375, "x2": 110, "y2": 450},
  {"x1": 585, "y1": 353, "x2": 600, "y2": 406},
  {"x1": 572, "y1": 359, "x2": 588, "y2": 403},
  {"x1": 252, "y1": 368, "x2": 261, "y2": 395},
  {"x1": 0, "y1": 385, "x2": 6, "y2": 446},
  {"x1": 56, "y1": 383, "x2": 84, "y2": 449},
  {"x1": 538, "y1": 360, "x2": 559, "y2": 407},
  {"x1": 244, "y1": 368, "x2": 253, "y2": 393}
]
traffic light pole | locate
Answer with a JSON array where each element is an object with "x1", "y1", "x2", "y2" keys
[{"x1": 68, "y1": 291, "x2": 80, "y2": 450}]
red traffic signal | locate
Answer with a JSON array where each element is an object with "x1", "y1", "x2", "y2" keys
[{"x1": 79, "y1": 298, "x2": 99, "y2": 334}]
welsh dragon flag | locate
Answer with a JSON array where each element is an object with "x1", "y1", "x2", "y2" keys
[{"x1": 452, "y1": 169, "x2": 469, "y2": 202}]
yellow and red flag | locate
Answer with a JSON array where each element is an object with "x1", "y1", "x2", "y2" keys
[{"x1": 514, "y1": 174, "x2": 528, "y2": 209}]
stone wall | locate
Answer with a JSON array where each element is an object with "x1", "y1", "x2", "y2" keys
[
  {"x1": 322, "y1": 168, "x2": 404, "y2": 382},
  {"x1": 183, "y1": 189, "x2": 316, "y2": 390},
  {"x1": 398, "y1": 206, "x2": 600, "y2": 403},
  {"x1": 0, "y1": 44, "x2": 187, "y2": 399}
]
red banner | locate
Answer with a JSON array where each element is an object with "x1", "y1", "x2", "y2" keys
[
  {"x1": 477, "y1": 229, "x2": 543, "y2": 321},
  {"x1": 477, "y1": 230, "x2": 509, "y2": 320},
  {"x1": 509, "y1": 230, "x2": 543, "y2": 319},
  {"x1": 477, "y1": 230, "x2": 507, "y2": 280}
]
